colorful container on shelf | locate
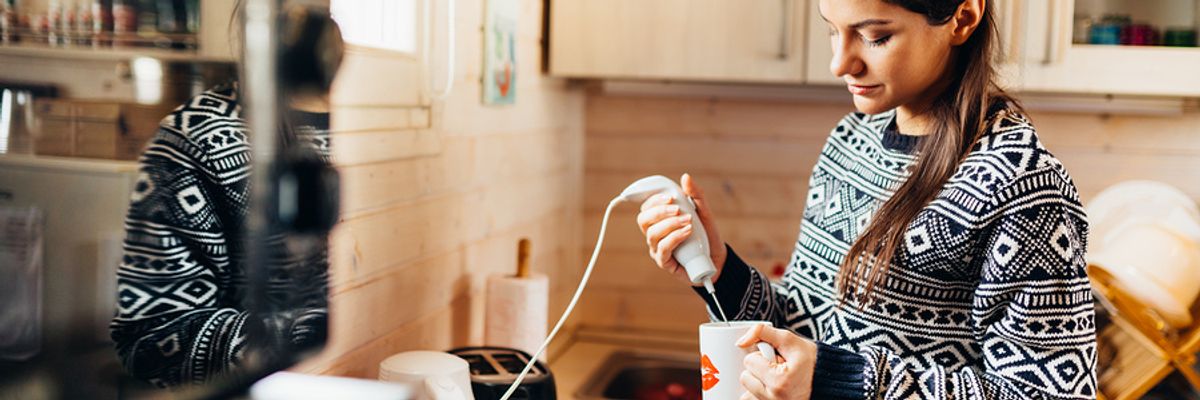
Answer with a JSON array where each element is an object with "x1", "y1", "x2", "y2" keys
[
  {"x1": 1164, "y1": 28, "x2": 1197, "y2": 47},
  {"x1": 1124, "y1": 24, "x2": 1159, "y2": 46},
  {"x1": 1089, "y1": 23, "x2": 1122, "y2": 45},
  {"x1": 1084, "y1": 13, "x2": 1196, "y2": 48}
]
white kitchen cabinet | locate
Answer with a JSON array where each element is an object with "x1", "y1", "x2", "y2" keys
[
  {"x1": 802, "y1": 0, "x2": 839, "y2": 85},
  {"x1": 804, "y1": 0, "x2": 1025, "y2": 89},
  {"x1": 551, "y1": 0, "x2": 1200, "y2": 97},
  {"x1": 550, "y1": 0, "x2": 809, "y2": 83},
  {"x1": 1017, "y1": 0, "x2": 1200, "y2": 96}
]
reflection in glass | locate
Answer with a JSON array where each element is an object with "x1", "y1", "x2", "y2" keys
[
  {"x1": 109, "y1": 2, "x2": 344, "y2": 391},
  {"x1": 0, "y1": 1, "x2": 343, "y2": 398},
  {"x1": 108, "y1": 84, "x2": 334, "y2": 388}
]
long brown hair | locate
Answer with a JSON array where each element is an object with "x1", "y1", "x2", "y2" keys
[{"x1": 836, "y1": 0, "x2": 1022, "y2": 304}]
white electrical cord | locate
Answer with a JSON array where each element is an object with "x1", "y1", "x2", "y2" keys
[
  {"x1": 498, "y1": 198, "x2": 620, "y2": 400},
  {"x1": 423, "y1": 0, "x2": 456, "y2": 101}
]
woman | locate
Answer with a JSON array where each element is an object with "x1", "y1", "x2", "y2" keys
[
  {"x1": 109, "y1": 4, "x2": 342, "y2": 388},
  {"x1": 637, "y1": 0, "x2": 1095, "y2": 399}
]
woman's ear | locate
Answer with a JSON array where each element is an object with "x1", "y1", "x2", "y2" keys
[{"x1": 950, "y1": 0, "x2": 985, "y2": 46}]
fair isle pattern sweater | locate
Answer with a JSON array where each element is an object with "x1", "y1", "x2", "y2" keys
[
  {"x1": 701, "y1": 104, "x2": 1096, "y2": 399},
  {"x1": 110, "y1": 85, "x2": 331, "y2": 387}
]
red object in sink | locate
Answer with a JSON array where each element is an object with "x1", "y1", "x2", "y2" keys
[{"x1": 631, "y1": 381, "x2": 702, "y2": 400}]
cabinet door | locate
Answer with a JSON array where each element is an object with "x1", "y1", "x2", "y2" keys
[
  {"x1": 1019, "y1": 0, "x2": 1200, "y2": 96},
  {"x1": 550, "y1": 0, "x2": 807, "y2": 83},
  {"x1": 804, "y1": 0, "x2": 1024, "y2": 89},
  {"x1": 803, "y1": 0, "x2": 839, "y2": 85},
  {"x1": 197, "y1": 0, "x2": 238, "y2": 61}
]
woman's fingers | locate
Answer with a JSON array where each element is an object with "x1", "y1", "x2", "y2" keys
[
  {"x1": 681, "y1": 173, "x2": 716, "y2": 224},
  {"x1": 639, "y1": 193, "x2": 673, "y2": 212},
  {"x1": 736, "y1": 324, "x2": 767, "y2": 347},
  {"x1": 645, "y1": 214, "x2": 693, "y2": 249},
  {"x1": 680, "y1": 173, "x2": 727, "y2": 270},
  {"x1": 739, "y1": 369, "x2": 769, "y2": 400},
  {"x1": 653, "y1": 223, "x2": 693, "y2": 266},
  {"x1": 637, "y1": 203, "x2": 681, "y2": 234}
]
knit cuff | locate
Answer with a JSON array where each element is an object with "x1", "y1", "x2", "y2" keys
[
  {"x1": 811, "y1": 342, "x2": 868, "y2": 400},
  {"x1": 693, "y1": 244, "x2": 752, "y2": 317}
]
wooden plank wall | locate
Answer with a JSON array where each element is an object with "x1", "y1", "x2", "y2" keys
[
  {"x1": 296, "y1": 0, "x2": 585, "y2": 378},
  {"x1": 579, "y1": 92, "x2": 1200, "y2": 334}
]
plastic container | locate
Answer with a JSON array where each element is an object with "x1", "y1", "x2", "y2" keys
[
  {"x1": 0, "y1": 207, "x2": 43, "y2": 361},
  {"x1": 1164, "y1": 28, "x2": 1197, "y2": 47}
]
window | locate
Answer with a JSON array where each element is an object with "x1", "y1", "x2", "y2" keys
[{"x1": 330, "y1": 0, "x2": 419, "y2": 54}]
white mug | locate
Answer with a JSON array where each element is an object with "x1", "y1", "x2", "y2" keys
[
  {"x1": 378, "y1": 351, "x2": 475, "y2": 400},
  {"x1": 699, "y1": 321, "x2": 777, "y2": 400}
]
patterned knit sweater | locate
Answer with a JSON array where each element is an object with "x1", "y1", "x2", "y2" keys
[
  {"x1": 700, "y1": 103, "x2": 1096, "y2": 399},
  {"x1": 110, "y1": 84, "x2": 331, "y2": 388}
]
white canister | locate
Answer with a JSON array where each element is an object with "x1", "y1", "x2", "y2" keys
[{"x1": 379, "y1": 351, "x2": 475, "y2": 400}]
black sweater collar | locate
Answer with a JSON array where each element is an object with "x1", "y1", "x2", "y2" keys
[{"x1": 879, "y1": 99, "x2": 1009, "y2": 155}]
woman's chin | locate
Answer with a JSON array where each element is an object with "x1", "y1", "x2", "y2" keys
[{"x1": 851, "y1": 96, "x2": 893, "y2": 115}]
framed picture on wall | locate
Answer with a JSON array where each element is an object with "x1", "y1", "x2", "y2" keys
[{"x1": 483, "y1": 0, "x2": 516, "y2": 105}]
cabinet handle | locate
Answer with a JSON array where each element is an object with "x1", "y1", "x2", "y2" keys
[
  {"x1": 1007, "y1": 0, "x2": 1024, "y2": 63},
  {"x1": 995, "y1": 0, "x2": 1021, "y2": 63},
  {"x1": 1043, "y1": 0, "x2": 1067, "y2": 65},
  {"x1": 778, "y1": 0, "x2": 793, "y2": 60}
]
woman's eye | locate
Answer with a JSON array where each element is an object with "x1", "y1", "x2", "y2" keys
[{"x1": 864, "y1": 35, "x2": 891, "y2": 47}]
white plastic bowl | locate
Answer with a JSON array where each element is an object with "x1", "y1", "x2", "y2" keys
[
  {"x1": 1087, "y1": 180, "x2": 1200, "y2": 256},
  {"x1": 1089, "y1": 224, "x2": 1200, "y2": 328}
]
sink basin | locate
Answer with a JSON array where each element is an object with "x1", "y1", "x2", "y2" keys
[{"x1": 576, "y1": 351, "x2": 701, "y2": 400}]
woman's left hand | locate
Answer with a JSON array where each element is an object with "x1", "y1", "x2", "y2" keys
[{"x1": 736, "y1": 324, "x2": 817, "y2": 400}]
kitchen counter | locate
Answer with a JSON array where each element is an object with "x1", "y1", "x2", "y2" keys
[{"x1": 550, "y1": 327, "x2": 700, "y2": 399}]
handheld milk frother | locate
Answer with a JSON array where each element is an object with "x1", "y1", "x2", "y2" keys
[
  {"x1": 615, "y1": 175, "x2": 731, "y2": 323},
  {"x1": 497, "y1": 175, "x2": 772, "y2": 400}
]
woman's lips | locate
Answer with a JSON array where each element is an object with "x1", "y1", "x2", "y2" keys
[{"x1": 848, "y1": 84, "x2": 882, "y2": 95}]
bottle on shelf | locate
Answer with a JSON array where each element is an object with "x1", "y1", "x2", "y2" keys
[
  {"x1": 62, "y1": 0, "x2": 80, "y2": 46},
  {"x1": 184, "y1": 0, "x2": 196, "y2": 34},
  {"x1": 74, "y1": 0, "x2": 93, "y2": 46},
  {"x1": 135, "y1": 0, "x2": 155, "y2": 44},
  {"x1": 155, "y1": 0, "x2": 187, "y2": 49},
  {"x1": 92, "y1": 0, "x2": 113, "y2": 47},
  {"x1": 112, "y1": 0, "x2": 136, "y2": 46},
  {"x1": 0, "y1": 0, "x2": 14, "y2": 43},
  {"x1": 154, "y1": 0, "x2": 176, "y2": 33},
  {"x1": 47, "y1": 0, "x2": 61, "y2": 45}
]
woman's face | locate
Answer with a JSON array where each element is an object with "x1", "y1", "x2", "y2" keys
[{"x1": 820, "y1": 0, "x2": 959, "y2": 116}]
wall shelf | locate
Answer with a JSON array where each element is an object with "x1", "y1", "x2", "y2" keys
[{"x1": 0, "y1": 42, "x2": 232, "y2": 63}]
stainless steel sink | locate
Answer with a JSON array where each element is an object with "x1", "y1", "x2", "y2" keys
[{"x1": 575, "y1": 351, "x2": 702, "y2": 400}]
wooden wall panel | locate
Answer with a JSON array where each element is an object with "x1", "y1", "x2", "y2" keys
[{"x1": 301, "y1": 0, "x2": 586, "y2": 378}]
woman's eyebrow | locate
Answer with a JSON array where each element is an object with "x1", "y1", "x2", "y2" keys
[
  {"x1": 849, "y1": 19, "x2": 893, "y2": 30},
  {"x1": 816, "y1": 11, "x2": 894, "y2": 30},
  {"x1": 814, "y1": 3, "x2": 891, "y2": 29}
]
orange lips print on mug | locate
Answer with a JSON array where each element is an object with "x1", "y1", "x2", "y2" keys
[
  {"x1": 700, "y1": 354, "x2": 719, "y2": 391},
  {"x1": 698, "y1": 321, "x2": 774, "y2": 399}
]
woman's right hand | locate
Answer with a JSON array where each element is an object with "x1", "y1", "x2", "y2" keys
[{"x1": 636, "y1": 173, "x2": 727, "y2": 286}]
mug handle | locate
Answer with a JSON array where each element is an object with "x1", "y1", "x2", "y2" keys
[
  {"x1": 756, "y1": 342, "x2": 777, "y2": 362},
  {"x1": 424, "y1": 376, "x2": 469, "y2": 400}
]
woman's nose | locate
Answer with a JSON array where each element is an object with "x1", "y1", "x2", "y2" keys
[{"x1": 829, "y1": 38, "x2": 864, "y2": 79}]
